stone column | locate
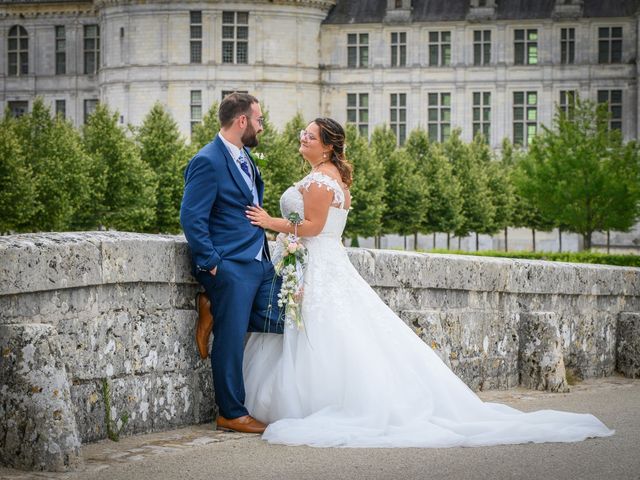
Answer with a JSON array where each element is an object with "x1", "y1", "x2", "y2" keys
[
  {"x1": 518, "y1": 311, "x2": 570, "y2": 393},
  {"x1": 0, "y1": 324, "x2": 80, "y2": 471},
  {"x1": 616, "y1": 312, "x2": 640, "y2": 378}
]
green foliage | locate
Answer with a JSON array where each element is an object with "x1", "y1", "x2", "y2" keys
[
  {"x1": 443, "y1": 129, "x2": 495, "y2": 238},
  {"x1": 521, "y1": 98, "x2": 640, "y2": 249},
  {"x1": 406, "y1": 129, "x2": 463, "y2": 235},
  {"x1": 424, "y1": 248, "x2": 640, "y2": 267},
  {"x1": 102, "y1": 378, "x2": 129, "y2": 442},
  {"x1": 191, "y1": 102, "x2": 221, "y2": 151},
  {"x1": 254, "y1": 112, "x2": 308, "y2": 217},
  {"x1": 381, "y1": 147, "x2": 429, "y2": 236},
  {"x1": 0, "y1": 116, "x2": 37, "y2": 233},
  {"x1": 371, "y1": 126, "x2": 402, "y2": 235},
  {"x1": 137, "y1": 103, "x2": 189, "y2": 233},
  {"x1": 471, "y1": 134, "x2": 516, "y2": 235},
  {"x1": 12, "y1": 98, "x2": 92, "y2": 232},
  {"x1": 81, "y1": 104, "x2": 156, "y2": 231},
  {"x1": 343, "y1": 124, "x2": 385, "y2": 242}
]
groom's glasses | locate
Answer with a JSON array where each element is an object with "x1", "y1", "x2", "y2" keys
[{"x1": 299, "y1": 130, "x2": 317, "y2": 141}]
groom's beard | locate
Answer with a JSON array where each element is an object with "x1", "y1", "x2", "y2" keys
[{"x1": 242, "y1": 123, "x2": 259, "y2": 148}]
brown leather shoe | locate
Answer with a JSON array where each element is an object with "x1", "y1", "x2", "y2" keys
[
  {"x1": 216, "y1": 415, "x2": 267, "y2": 434},
  {"x1": 195, "y1": 292, "x2": 214, "y2": 359}
]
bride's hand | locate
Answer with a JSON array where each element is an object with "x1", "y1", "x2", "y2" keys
[{"x1": 246, "y1": 205, "x2": 273, "y2": 230}]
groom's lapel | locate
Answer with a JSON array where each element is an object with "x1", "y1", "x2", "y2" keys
[
  {"x1": 214, "y1": 136, "x2": 254, "y2": 204},
  {"x1": 244, "y1": 148, "x2": 264, "y2": 204}
]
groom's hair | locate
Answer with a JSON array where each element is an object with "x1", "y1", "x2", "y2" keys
[{"x1": 219, "y1": 92, "x2": 259, "y2": 128}]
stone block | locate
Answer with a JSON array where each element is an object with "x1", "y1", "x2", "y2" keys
[
  {"x1": 518, "y1": 312, "x2": 570, "y2": 392},
  {"x1": 617, "y1": 312, "x2": 640, "y2": 378},
  {"x1": 0, "y1": 324, "x2": 80, "y2": 471},
  {"x1": 0, "y1": 233, "x2": 102, "y2": 295}
]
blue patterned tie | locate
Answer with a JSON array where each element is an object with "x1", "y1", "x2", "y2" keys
[{"x1": 238, "y1": 151, "x2": 252, "y2": 180}]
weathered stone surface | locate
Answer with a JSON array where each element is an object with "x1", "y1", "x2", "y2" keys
[
  {"x1": 518, "y1": 312, "x2": 570, "y2": 393},
  {"x1": 616, "y1": 312, "x2": 640, "y2": 378},
  {"x1": 1, "y1": 232, "x2": 639, "y2": 472},
  {"x1": 0, "y1": 324, "x2": 80, "y2": 471}
]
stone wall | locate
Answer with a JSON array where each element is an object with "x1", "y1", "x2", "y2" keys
[{"x1": 1, "y1": 232, "x2": 639, "y2": 471}]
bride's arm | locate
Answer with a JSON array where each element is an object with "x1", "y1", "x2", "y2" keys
[{"x1": 246, "y1": 183, "x2": 333, "y2": 237}]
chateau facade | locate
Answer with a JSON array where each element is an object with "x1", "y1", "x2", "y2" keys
[{"x1": 1, "y1": 0, "x2": 639, "y2": 149}]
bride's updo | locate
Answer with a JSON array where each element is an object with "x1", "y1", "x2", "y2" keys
[{"x1": 314, "y1": 117, "x2": 353, "y2": 188}]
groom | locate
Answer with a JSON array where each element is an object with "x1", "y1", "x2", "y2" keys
[{"x1": 180, "y1": 92, "x2": 283, "y2": 434}]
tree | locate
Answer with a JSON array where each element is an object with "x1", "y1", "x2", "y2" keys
[
  {"x1": 191, "y1": 102, "x2": 220, "y2": 151},
  {"x1": 12, "y1": 97, "x2": 92, "y2": 232},
  {"x1": 371, "y1": 126, "x2": 400, "y2": 246},
  {"x1": 343, "y1": 124, "x2": 385, "y2": 246},
  {"x1": 522, "y1": 98, "x2": 640, "y2": 250},
  {"x1": 406, "y1": 129, "x2": 463, "y2": 249},
  {"x1": 81, "y1": 103, "x2": 156, "y2": 231},
  {"x1": 381, "y1": 147, "x2": 429, "y2": 248},
  {"x1": 0, "y1": 115, "x2": 37, "y2": 233},
  {"x1": 137, "y1": 103, "x2": 189, "y2": 233},
  {"x1": 470, "y1": 133, "x2": 515, "y2": 250},
  {"x1": 443, "y1": 129, "x2": 495, "y2": 250}
]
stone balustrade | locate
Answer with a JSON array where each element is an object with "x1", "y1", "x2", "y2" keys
[{"x1": 1, "y1": 232, "x2": 639, "y2": 471}]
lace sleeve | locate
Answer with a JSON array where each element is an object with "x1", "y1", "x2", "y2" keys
[{"x1": 296, "y1": 172, "x2": 345, "y2": 209}]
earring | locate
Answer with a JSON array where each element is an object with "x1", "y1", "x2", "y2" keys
[{"x1": 322, "y1": 152, "x2": 327, "y2": 159}]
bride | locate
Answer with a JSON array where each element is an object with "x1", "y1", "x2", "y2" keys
[{"x1": 244, "y1": 117, "x2": 613, "y2": 447}]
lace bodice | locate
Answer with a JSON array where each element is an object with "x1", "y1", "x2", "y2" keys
[{"x1": 279, "y1": 171, "x2": 348, "y2": 239}]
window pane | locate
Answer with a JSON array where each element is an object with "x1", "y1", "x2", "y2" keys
[
  {"x1": 442, "y1": 109, "x2": 451, "y2": 122},
  {"x1": 598, "y1": 41, "x2": 609, "y2": 63},
  {"x1": 483, "y1": 92, "x2": 490, "y2": 104},
  {"x1": 347, "y1": 93, "x2": 356, "y2": 107},
  {"x1": 474, "y1": 30, "x2": 481, "y2": 42},
  {"x1": 428, "y1": 93, "x2": 438, "y2": 105},
  {"x1": 528, "y1": 45, "x2": 538, "y2": 64},
  {"x1": 237, "y1": 12, "x2": 248, "y2": 24},
  {"x1": 360, "y1": 47, "x2": 368, "y2": 66},
  {"x1": 483, "y1": 108, "x2": 491, "y2": 122},
  {"x1": 442, "y1": 93, "x2": 451, "y2": 106},
  {"x1": 348, "y1": 33, "x2": 356, "y2": 44},
  {"x1": 429, "y1": 31, "x2": 438, "y2": 42},
  {"x1": 514, "y1": 92, "x2": 524, "y2": 104},
  {"x1": 473, "y1": 92, "x2": 480, "y2": 105},
  {"x1": 599, "y1": 27, "x2": 609, "y2": 38},
  {"x1": 527, "y1": 108, "x2": 537, "y2": 121},
  {"x1": 473, "y1": 108, "x2": 481, "y2": 121},
  {"x1": 597, "y1": 90, "x2": 608, "y2": 103},
  {"x1": 528, "y1": 30, "x2": 538, "y2": 41},
  {"x1": 191, "y1": 25, "x2": 202, "y2": 38},
  {"x1": 514, "y1": 43, "x2": 524, "y2": 64},
  {"x1": 442, "y1": 31, "x2": 451, "y2": 42},
  {"x1": 611, "y1": 90, "x2": 622, "y2": 103},
  {"x1": 236, "y1": 42, "x2": 248, "y2": 63},
  {"x1": 428, "y1": 109, "x2": 438, "y2": 121},
  {"x1": 611, "y1": 105, "x2": 622, "y2": 119},
  {"x1": 429, "y1": 46, "x2": 438, "y2": 65},
  {"x1": 360, "y1": 33, "x2": 368, "y2": 44},
  {"x1": 360, "y1": 110, "x2": 368, "y2": 122},
  {"x1": 222, "y1": 26, "x2": 234, "y2": 39},
  {"x1": 191, "y1": 90, "x2": 201, "y2": 102},
  {"x1": 515, "y1": 29, "x2": 524, "y2": 40},
  {"x1": 612, "y1": 27, "x2": 622, "y2": 38},
  {"x1": 527, "y1": 92, "x2": 537, "y2": 105},
  {"x1": 360, "y1": 94, "x2": 369, "y2": 107},
  {"x1": 611, "y1": 40, "x2": 622, "y2": 62},
  {"x1": 222, "y1": 42, "x2": 234, "y2": 62},
  {"x1": 514, "y1": 107, "x2": 524, "y2": 121},
  {"x1": 191, "y1": 11, "x2": 202, "y2": 23},
  {"x1": 347, "y1": 109, "x2": 356, "y2": 122},
  {"x1": 223, "y1": 11, "x2": 234, "y2": 23},
  {"x1": 237, "y1": 26, "x2": 248, "y2": 40}
]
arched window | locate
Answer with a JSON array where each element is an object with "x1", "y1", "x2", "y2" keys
[{"x1": 8, "y1": 25, "x2": 28, "y2": 76}]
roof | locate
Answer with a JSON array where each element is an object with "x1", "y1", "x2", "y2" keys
[{"x1": 324, "y1": 0, "x2": 640, "y2": 24}]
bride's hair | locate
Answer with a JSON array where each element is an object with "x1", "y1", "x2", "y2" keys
[{"x1": 314, "y1": 117, "x2": 353, "y2": 188}]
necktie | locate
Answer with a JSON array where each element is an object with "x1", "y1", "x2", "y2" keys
[{"x1": 238, "y1": 152, "x2": 252, "y2": 180}]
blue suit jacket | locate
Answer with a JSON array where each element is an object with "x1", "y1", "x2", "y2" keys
[{"x1": 180, "y1": 135, "x2": 269, "y2": 276}]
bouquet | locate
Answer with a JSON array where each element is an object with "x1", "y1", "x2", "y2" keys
[{"x1": 273, "y1": 212, "x2": 308, "y2": 329}]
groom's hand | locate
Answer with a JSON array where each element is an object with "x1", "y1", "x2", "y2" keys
[{"x1": 209, "y1": 266, "x2": 217, "y2": 276}]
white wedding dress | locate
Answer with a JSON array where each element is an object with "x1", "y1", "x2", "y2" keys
[{"x1": 243, "y1": 171, "x2": 614, "y2": 448}]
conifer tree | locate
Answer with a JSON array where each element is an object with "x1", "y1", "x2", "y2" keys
[
  {"x1": 82, "y1": 104, "x2": 156, "y2": 231},
  {"x1": 137, "y1": 103, "x2": 189, "y2": 233}
]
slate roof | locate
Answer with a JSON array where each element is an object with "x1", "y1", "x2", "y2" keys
[{"x1": 324, "y1": 0, "x2": 640, "y2": 24}]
